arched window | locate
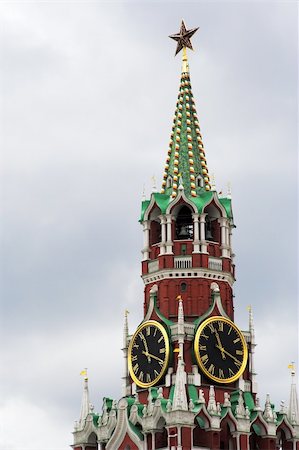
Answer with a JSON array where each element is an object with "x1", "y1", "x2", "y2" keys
[
  {"x1": 167, "y1": 175, "x2": 173, "y2": 188},
  {"x1": 175, "y1": 206, "x2": 193, "y2": 239},
  {"x1": 181, "y1": 282, "x2": 187, "y2": 292},
  {"x1": 204, "y1": 203, "x2": 221, "y2": 243},
  {"x1": 87, "y1": 432, "x2": 97, "y2": 447},
  {"x1": 196, "y1": 175, "x2": 204, "y2": 188}
]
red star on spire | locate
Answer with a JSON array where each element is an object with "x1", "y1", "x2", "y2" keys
[{"x1": 169, "y1": 20, "x2": 199, "y2": 56}]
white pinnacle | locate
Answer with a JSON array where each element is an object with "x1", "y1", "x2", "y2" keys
[
  {"x1": 79, "y1": 375, "x2": 90, "y2": 426},
  {"x1": 172, "y1": 296, "x2": 188, "y2": 411},
  {"x1": 288, "y1": 368, "x2": 299, "y2": 425}
]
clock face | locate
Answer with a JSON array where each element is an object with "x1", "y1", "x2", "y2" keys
[
  {"x1": 128, "y1": 320, "x2": 170, "y2": 388},
  {"x1": 194, "y1": 316, "x2": 248, "y2": 384}
]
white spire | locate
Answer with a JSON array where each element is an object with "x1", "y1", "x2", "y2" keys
[
  {"x1": 122, "y1": 310, "x2": 130, "y2": 397},
  {"x1": 210, "y1": 173, "x2": 216, "y2": 192},
  {"x1": 288, "y1": 365, "x2": 299, "y2": 425},
  {"x1": 227, "y1": 182, "x2": 232, "y2": 199},
  {"x1": 79, "y1": 371, "x2": 90, "y2": 426},
  {"x1": 172, "y1": 296, "x2": 188, "y2": 411},
  {"x1": 248, "y1": 305, "x2": 258, "y2": 394}
]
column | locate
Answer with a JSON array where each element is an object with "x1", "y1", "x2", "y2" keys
[
  {"x1": 192, "y1": 213, "x2": 200, "y2": 253},
  {"x1": 199, "y1": 213, "x2": 208, "y2": 253},
  {"x1": 142, "y1": 220, "x2": 150, "y2": 260},
  {"x1": 219, "y1": 217, "x2": 230, "y2": 258},
  {"x1": 165, "y1": 214, "x2": 173, "y2": 254},
  {"x1": 159, "y1": 215, "x2": 166, "y2": 255}
]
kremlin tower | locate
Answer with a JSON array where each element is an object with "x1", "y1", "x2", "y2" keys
[{"x1": 71, "y1": 21, "x2": 299, "y2": 450}]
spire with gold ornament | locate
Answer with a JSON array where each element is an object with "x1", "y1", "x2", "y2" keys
[{"x1": 161, "y1": 20, "x2": 211, "y2": 198}]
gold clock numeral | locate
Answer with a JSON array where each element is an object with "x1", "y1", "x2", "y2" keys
[
  {"x1": 208, "y1": 323, "x2": 215, "y2": 333},
  {"x1": 208, "y1": 364, "x2": 215, "y2": 375},
  {"x1": 218, "y1": 321, "x2": 224, "y2": 332},
  {"x1": 153, "y1": 328, "x2": 157, "y2": 337},
  {"x1": 138, "y1": 371, "x2": 144, "y2": 381},
  {"x1": 133, "y1": 363, "x2": 139, "y2": 374},
  {"x1": 146, "y1": 326, "x2": 151, "y2": 336},
  {"x1": 133, "y1": 344, "x2": 139, "y2": 349},
  {"x1": 154, "y1": 369, "x2": 159, "y2": 377},
  {"x1": 228, "y1": 368, "x2": 235, "y2": 377},
  {"x1": 132, "y1": 355, "x2": 137, "y2": 361},
  {"x1": 219, "y1": 368, "x2": 224, "y2": 378},
  {"x1": 236, "y1": 350, "x2": 243, "y2": 355},
  {"x1": 158, "y1": 360, "x2": 164, "y2": 367},
  {"x1": 228, "y1": 326, "x2": 232, "y2": 335},
  {"x1": 201, "y1": 333, "x2": 209, "y2": 340},
  {"x1": 233, "y1": 337, "x2": 240, "y2": 344},
  {"x1": 146, "y1": 373, "x2": 151, "y2": 383},
  {"x1": 158, "y1": 336, "x2": 164, "y2": 343},
  {"x1": 160, "y1": 348, "x2": 166, "y2": 353},
  {"x1": 199, "y1": 345, "x2": 206, "y2": 351},
  {"x1": 234, "y1": 360, "x2": 241, "y2": 367},
  {"x1": 201, "y1": 354, "x2": 209, "y2": 365}
]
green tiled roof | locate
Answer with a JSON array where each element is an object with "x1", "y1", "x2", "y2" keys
[
  {"x1": 140, "y1": 192, "x2": 232, "y2": 221},
  {"x1": 161, "y1": 68, "x2": 211, "y2": 198}
]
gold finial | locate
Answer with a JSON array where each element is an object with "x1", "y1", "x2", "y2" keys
[
  {"x1": 288, "y1": 362, "x2": 295, "y2": 374},
  {"x1": 80, "y1": 368, "x2": 88, "y2": 380},
  {"x1": 125, "y1": 309, "x2": 129, "y2": 318},
  {"x1": 247, "y1": 305, "x2": 252, "y2": 312},
  {"x1": 182, "y1": 47, "x2": 188, "y2": 73}
]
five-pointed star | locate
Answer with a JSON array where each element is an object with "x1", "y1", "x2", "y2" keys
[{"x1": 169, "y1": 20, "x2": 199, "y2": 56}]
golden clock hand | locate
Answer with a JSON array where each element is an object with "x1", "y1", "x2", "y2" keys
[
  {"x1": 214, "y1": 330, "x2": 226, "y2": 360},
  {"x1": 215, "y1": 345, "x2": 241, "y2": 364},
  {"x1": 142, "y1": 351, "x2": 164, "y2": 363},
  {"x1": 140, "y1": 334, "x2": 151, "y2": 362}
]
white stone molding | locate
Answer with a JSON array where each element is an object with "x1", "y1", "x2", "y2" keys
[
  {"x1": 165, "y1": 189, "x2": 197, "y2": 216},
  {"x1": 105, "y1": 398, "x2": 143, "y2": 450},
  {"x1": 142, "y1": 266, "x2": 235, "y2": 287},
  {"x1": 143, "y1": 284, "x2": 158, "y2": 322}
]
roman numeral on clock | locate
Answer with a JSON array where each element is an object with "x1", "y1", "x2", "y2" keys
[
  {"x1": 208, "y1": 364, "x2": 215, "y2": 375},
  {"x1": 201, "y1": 354, "x2": 209, "y2": 365}
]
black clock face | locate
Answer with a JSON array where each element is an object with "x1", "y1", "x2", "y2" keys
[
  {"x1": 194, "y1": 316, "x2": 248, "y2": 384},
  {"x1": 128, "y1": 320, "x2": 170, "y2": 388}
]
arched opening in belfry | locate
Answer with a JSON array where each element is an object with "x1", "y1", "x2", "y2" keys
[
  {"x1": 155, "y1": 418, "x2": 168, "y2": 449},
  {"x1": 149, "y1": 206, "x2": 161, "y2": 246},
  {"x1": 249, "y1": 420, "x2": 266, "y2": 450},
  {"x1": 204, "y1": 203, "x2": 221, "y2": 243},
  {"x1": 166, "y1": 175, "x2": 173, "y2": 189},
  {"x1": 87, "y1": 432, "x2": 98, "y2": 448},
  {"x1": 196, "y1": 174, "x2": 204, "y2": 188},
  {"x1": 276, "y1": 424, "x2": 293, "y2": 450},
  {"x1": 219, "y1": 420, "x2": 236, "y2": 450},
  {"x1": 175, "y1": 205, "x2": 193, "y2": 240},
  {"x1": 193, "y1": 414, "x2": 209, "y2": 447}
]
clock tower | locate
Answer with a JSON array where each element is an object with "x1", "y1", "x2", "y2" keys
[{"x1": 72, "y1": 21, "x2": 299, "y2": 450}]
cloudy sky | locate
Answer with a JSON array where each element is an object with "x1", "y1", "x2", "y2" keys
[{"x1": 1, "y1": 1, "x2": 298, "y2": 449}]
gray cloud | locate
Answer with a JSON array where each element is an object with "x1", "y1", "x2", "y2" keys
[{"x1": 1, "y1": 2, "x2": 297, "y2": 449}]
